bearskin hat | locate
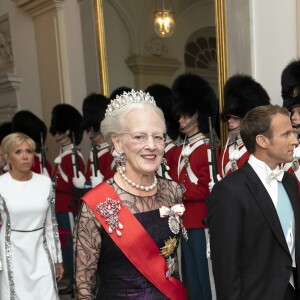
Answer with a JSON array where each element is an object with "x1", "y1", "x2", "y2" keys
[
  {"x1": 49, "y1": 104, "x2": 83, "y2": 145},
  {"x1": 145, "y1": 83, "x2": 179, "y2": 140},
  {"x1": 0, "y1": 122, "x2": 11, "y2": 143},
  {"x1": 109, "y1": 86, "x2": 132, "y2": 100},
  {"x1": 281, "y1": 59, "x2": 300, "y2": 109},
  {"x1": 11, "y1": 111, "x2": 47, "y2": 152},
  {"x1": 172, "y1": 73, "x2": 218, "y2": 134},
  {"x1": 222, "y1": 74, "x2": 270, "y2": 120},
  {"x1": 81, "y1": 93, "x2": 108, "y2": 132}
]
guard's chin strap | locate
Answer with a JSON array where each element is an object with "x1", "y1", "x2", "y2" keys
[
  {"x1": 228, "y1": 126, "x2": 240, "y2": 132},
  {"x1": 228, "y1": 126, "x2": 240, "y2": 142},
  {"x1": 180, "y1": 112, "x2": 199, "y2": 133}
]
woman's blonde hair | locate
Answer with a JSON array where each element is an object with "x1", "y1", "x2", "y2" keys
[{"x1": 1, "y1": 132, "x2": 36, "y2": 159}]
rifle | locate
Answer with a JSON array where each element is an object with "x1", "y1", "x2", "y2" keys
[
  {"x1": 208, "y1": 117, "x2": 218, "y2": 183},
  {"x1": 69, "y1": 132, "x2": 84, "y2": 209},
  {"x1": 90, "y1": 127, "x2": 99, "y2": 177},
  {"x1": 71, "y1": 131, "x2": 80, "y2": 178},
  {"x1": 160, "y1": 156, "x2": 168, "y2": 179},
  {"x1": 40, "y1": 132, "x2": 47, "y2": 171}
]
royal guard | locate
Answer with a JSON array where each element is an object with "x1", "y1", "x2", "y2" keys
[
  {"x1": 73, "y1": 93, "x2": 116, "y2": 191},
  {"x1": 281, "y1": 59, "x2": 300, "y2": 183},
  {"x1": 49, "y1": 104, "x2": 85, "y2": 297},
  {"x1": 218, "y1": 74, "x2": 270, "y2": 179},
  {"x1": 167, "y1": 73, "x2": 218, "y2": 300},
  {"x1": 11, "y1": 110, "x2": 52, "y2": 176},
  {"x1": 145, "y1": 84, "x2": 180, "y2": 179},
  {"x1": 0, "y1": 122, "x2": 11, "y2": 174}
]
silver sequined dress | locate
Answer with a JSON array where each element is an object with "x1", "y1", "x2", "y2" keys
[{"x1": 0, "y1": 172, "x2": 62, "y2": 300}]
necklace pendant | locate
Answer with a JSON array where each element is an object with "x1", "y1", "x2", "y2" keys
[{"x1": 292, "y1": 159, "x2": 299, "y2": 172}]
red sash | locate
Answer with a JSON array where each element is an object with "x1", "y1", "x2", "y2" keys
[{"x1": 82, "y1": 182, "x2": 187, "y2": 300}]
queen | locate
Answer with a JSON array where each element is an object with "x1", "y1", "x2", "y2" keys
[{"x1": 73, "y1": 90, "x2": 187, "y2": 300}]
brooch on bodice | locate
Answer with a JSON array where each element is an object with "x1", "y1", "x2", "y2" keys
[
  {"x1": 160, "y1": 236, "x2": 177, "y2": 278},
  {"x1": 94, "y1": 198, "x2": 123, "y2": 236},
  {"x1": 159, "y1": 204, "x2": 188, "y2": 240}
]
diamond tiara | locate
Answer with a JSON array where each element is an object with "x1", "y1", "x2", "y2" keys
[{"x1": 105, "y1": 90, "x2": 156, "y2": 117}]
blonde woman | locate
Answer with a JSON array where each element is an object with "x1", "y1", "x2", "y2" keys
[{"x1": 0, "y1": 132, "x2": 63, "y2": 299}]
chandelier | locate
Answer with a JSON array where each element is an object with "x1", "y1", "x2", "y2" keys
[{"x1": 154, "y1": 1, "x2": 175, "y2": 38}]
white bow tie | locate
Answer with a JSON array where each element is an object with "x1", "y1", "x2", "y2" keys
[{"x1": 266, "y1": 169, "x2": 284, "y2": 183}]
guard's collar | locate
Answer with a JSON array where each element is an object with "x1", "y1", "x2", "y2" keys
[
  {"x1": 185, "y1": 132, "x2": 205, "y2": 144},
  {"x1": 61, "y1": 143, "x2": 74, "y2": 152}
]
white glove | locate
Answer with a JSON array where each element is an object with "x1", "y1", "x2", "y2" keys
[
  {"x1": 72, "y1": 171, "x2": 86, "y2": 189},
  {"x1": 206, "y1": 231, "x2": 211, "y2": 259},
  {"x1": 91, "y1": 170, "x2": 104, "y2": 188},
  {"x1": 208, "y1": 174, "x2": 222, "y2": 193},
  {"x1": 42, "y1": 167, "x2": 49, "y2": 177}
]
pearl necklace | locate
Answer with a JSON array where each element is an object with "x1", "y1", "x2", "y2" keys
[{"x1": 117, "y1": 166, "x2": 157, "y2": 192}]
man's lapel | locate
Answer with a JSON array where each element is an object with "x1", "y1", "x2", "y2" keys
[
  {"x1": 242, "y1": 163, "x2": 290, "y2": 256},
  {"x1": 282, "y1": 174, "x2": 300, "y2": 257}
]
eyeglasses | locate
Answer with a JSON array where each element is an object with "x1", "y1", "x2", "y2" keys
[{"x1": 121, "y1": 132, "x2": 167, "y2": 144}]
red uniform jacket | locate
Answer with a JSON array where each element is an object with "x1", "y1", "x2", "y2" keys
[
  {"x1": 218, "y1": 140, "x2": 250, "y2": 178},
  {"x1": 157, "y1": 139, "x2": 177, "y2": 179},
  {"x1": 167, "y1": 133, "x2": 210, "y2": 229},
  {"x1": 52, "y1": 144, "x2": 85, "y2": 212},
  {"x1": 31, "y1": 154, "x2": 52, "y2": 176},
  {"x1": 85, "y1": 142, "x2": 116, "y2": 182},
  {"x1": 283, "y1": 150, "x2": 300, "y2": 189}
]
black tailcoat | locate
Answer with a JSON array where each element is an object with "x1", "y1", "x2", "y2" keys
[{"x1": 207, "y1": 162, "x2": 300, "y2": 300}]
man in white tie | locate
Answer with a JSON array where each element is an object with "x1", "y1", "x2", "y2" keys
[{"x1": 207, "y1": 104, "x2": 300, "y2": 300}]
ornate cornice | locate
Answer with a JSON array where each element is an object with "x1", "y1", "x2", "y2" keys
[
  {"x1": 0, "y1": 73, "x2": 22, "y2": 92},
  {"x1": 12, "y1": 0, "x2": 65, "y2": 18},
  {"x1": 126, "y1": 55, "x2": 180, "y2": 76}
]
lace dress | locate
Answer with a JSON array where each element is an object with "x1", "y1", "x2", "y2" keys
[{"x1": 73, "y1": 177, "x2": 184, "y2": 300}]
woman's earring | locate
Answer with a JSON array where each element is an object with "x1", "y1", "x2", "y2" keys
[{"x1": 116, "y1": 152, "x2": 127, "y2": 168}]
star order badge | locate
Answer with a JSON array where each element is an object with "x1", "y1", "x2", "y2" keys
[{"x1": 160, "y1": 236, "x2": 178, "y2": 258}]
